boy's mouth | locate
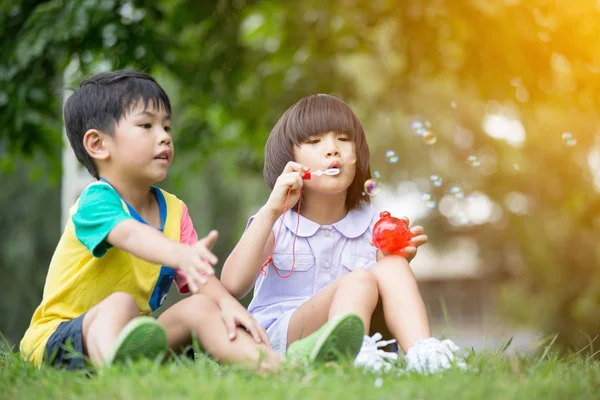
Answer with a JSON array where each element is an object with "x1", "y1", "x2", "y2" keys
[{"x1": 154, "y1": 149, "x2": 172, "y2": 163}]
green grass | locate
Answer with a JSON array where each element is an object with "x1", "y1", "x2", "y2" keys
[{"x1": 2, "y1": 344, "x2": 600, "y2": 400}]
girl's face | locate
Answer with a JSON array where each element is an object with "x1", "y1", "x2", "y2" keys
[{"x1": 293, "y1": 131, "x2": 357, "y2": 196}]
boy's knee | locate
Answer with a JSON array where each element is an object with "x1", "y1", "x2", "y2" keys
[
  {"x1": 104, "y1": 292, "x2": 139, "y2": 315},
  {"x1": 183, "y1": 294, "x2": 219, "y2": 316}
]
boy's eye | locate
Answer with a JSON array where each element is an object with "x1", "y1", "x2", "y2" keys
[
  {"x1": 164, "y1": 126, "x2": 171, "y2": 133},
  {"x1": 140, "y1": 123, "x2": 152, "y2": 129}
]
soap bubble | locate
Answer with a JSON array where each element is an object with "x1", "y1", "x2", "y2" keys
[
  {"x1": 373, "y1": 170, "x2": 381, "y2": 178},
  {"x1": 364, "y1": 179, "x2": 380, "y2": 196},
  {"x1": 561, "y1": 132, "x2": 577, "y2": 146},
  {"x1": 467, "y1": 155, "x2": 481, "y2": 167},
  {"x1": 385, "y1": 150, "x2": 399, "y2": 164},
  {"x1": 430, "y1": 174, "x2": 443, "y2": 187},
  {"x1": 449, "y1": 185, "x2": 464, "y2": 199},
  {"x1": 423, "y1": 130, "x2": 437, "y2": 145},
  {"x1": 421, "y1": 193, "x2": 437, "y2": 209}
]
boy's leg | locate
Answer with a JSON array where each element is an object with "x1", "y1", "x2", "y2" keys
[
  {"x1": 157, "y1": 294, "x2": 283, "y2": 372},
  {"x1": 82, "y1": 291, "x2": 148, "y2": 367},
  {"x1": 369, "y1": 256, "x2": 431, "y2": 353},
  {"x1": 287, "y1": 269, "x2": 379, "y2": 345}
]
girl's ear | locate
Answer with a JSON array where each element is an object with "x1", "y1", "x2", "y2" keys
[{"x1": 83, "y1": 129, "x2": 110, "y2": 161}]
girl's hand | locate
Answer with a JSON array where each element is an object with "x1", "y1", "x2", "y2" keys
[
  {"x1": 264, "y1": 161, "x2": 308, "y2": 216},
  {"x1": 374, "y1": 217, "x2": 428, "y2": 262}
]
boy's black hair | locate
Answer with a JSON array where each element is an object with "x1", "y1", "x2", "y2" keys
[
  {"x1": 264, "y1": 94, "x2": 372, "y2": 211},
  {"x1": 63, "y1": 70, "x2": 172, "y2": 178}
]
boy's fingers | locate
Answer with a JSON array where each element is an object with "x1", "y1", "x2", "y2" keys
[
  {"x1": 202, "y1": 230, "x2": 219, "y2": 249},
  {"x1": 248, "y1": 320, "x2": 263, "y2": 343},
  {"x1": 224, "y1": 316, "x2": 237, "y2": 340},
  {"x1": 188, "y1": 280, "x2": 199, "y2": 294},
  {"x1": 197, "y1": 247, "x2": 218, "y2": 265},
  {"x1": 258, "y1": 325, "x2": 270, "y2": 346}
]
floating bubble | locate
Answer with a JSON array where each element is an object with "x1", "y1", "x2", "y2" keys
[
  {"x1": 423, "y1": 130, "x2": 437, "y2": 145},
  {"x1": 466, "y1": 155, "x2": 481, "y2": 167},
  {"x1": 363, "y1": 179, "x2": 380, "y2": 196},
  {"x1": 373, "y1": 170, "x2": 381, "y2": 178},
  {"x1": 449, "y1": 185, "x2": 464, "y2": 199},
  {"x1": 430, "y1": 174, "x2": 443, "y2": 187},
  {"x1": 424, "y1": 120, "x2": 432, "y2": 128},
  {"x1": 421, "y1": 193, "x2": 437, "y2": 209},
  {"x1": 415, "y1": 127, "x2": 427, "y2": 137},
  {"x1": 513, "y1": 163, "x2": 520, "y2": 170},
  {"x1": 411, "y1": 121, "x2": 423, "y2": 130},
  {"x1": 561, "y1": 132, "x2": 577, "y2": 146},
  {"x1": 374, "y1": 378, "x2": 384, "y2": 388},
  {"x1": 385, "y1": 150, "x2": 399, "y2": 164},
  {"x1": 450, "y1": 101, "x2": 458, "y2": 108}
]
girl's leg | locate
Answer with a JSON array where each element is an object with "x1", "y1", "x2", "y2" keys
[
  {"x1": 287, "y1": 269, "x2": 379, "y2": 346},
  {"x1": 82, "y1": 292, "x2": 141, "y2": 367},
  {"x1": 369, "y1": 256, "x2": 431, "y2": 352},
  {"x1": 157, "y1": 294, "x2": 283, "y2": 372}
]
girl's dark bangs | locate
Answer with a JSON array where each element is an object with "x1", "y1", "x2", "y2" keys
[{"x1": 287, "y1": 95, "x2": 361, "y2": 145}]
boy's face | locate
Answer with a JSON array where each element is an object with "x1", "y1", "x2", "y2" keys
[
  {"x1": 293, "y1": 131, "x2": 357, "y2": 195},
  {"x1": 104, "y1": 101, "x2": 174, "y2": 184}
]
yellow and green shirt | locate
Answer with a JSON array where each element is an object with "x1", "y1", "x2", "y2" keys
[{"x1": 20, "y1": 180, "x2": 197, "y2": 366}]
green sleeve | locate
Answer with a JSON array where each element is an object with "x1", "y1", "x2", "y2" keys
[{"x1": 72, "y1": 183, "x2": 133, "y2": 257}]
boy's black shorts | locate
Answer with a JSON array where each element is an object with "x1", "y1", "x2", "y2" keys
[{"x1": 43, "y1": 313, "x2": 86, "y2": 370}]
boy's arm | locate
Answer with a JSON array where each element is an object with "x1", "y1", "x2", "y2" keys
[
  {"x1": 73, "y1": 184, "x2": 214, "y2": 291},
  {"x1": 106, "y1": 219, "x2": 192, "y2": 267},
  {"x1": 221, "y1": 206, "x2": 278, "y2": 299}
]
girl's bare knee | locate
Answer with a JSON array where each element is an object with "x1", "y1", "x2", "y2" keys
[
  {"x1": 343, "y1": 269, "x2": 378, "y2": 295},
  {"x1": 348, "y1": 268, "x2": 377, "y2": 284}
]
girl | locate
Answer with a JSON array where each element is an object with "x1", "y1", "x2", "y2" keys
[{"x1": 222, "y1": 94, "x2": 462, "y2": 373}]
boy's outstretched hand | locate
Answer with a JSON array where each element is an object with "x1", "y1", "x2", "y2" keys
[
  {"x1": 177, "y1": 230, "x2": 219, "y2": 293},
  {"x1": 219, "y1": 297, "x2": 270, "y2": 345}
]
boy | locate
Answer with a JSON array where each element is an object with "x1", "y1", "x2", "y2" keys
[{"x1": 20, "y1": 70, "x2": 363, "y2": 371}]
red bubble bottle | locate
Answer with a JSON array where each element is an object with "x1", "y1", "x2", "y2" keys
[{"x1": 372, "y1": 211, "x2": 414, "y2": 254}]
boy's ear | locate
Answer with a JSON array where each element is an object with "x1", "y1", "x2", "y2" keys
[{"x1": 83, "y1": 129, "x2": 110, "y2": 161}]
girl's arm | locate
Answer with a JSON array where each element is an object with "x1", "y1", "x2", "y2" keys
[
  {"x1": 222, "y1": 161, "x2": 308, "y2": 299},
  {"x1": 221, "y1": 206, "x2": 277, "y2": 299}
]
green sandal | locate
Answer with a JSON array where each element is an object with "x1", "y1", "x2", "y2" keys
[
  {"x1": 104, "y1": 316, "x2": 168, "y2": 366},
  {"x1": 287, "y1": 313, "x2": 364, "y2": 365}
]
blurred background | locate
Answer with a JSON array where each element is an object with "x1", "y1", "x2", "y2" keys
[{"x1": 2, "y1": 0, "x2": 600, "y2": 355}]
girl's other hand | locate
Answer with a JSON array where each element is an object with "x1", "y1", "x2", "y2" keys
[
  {"x1": 374, "y1": 217, "x2": 428, "y2": 262},
  {"x1": 264, "y1": 161, "x2": 308, "y2": 216}
]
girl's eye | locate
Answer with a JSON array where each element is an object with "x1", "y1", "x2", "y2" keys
[
  {"x1": 306, "y1": 138, "x2": 320, "y2": 144},
  {"x1": 338, "y1": 136, "x2": 350, "y2": 142},
  {"x1": 140, "y1": 123, "x2": 152, "y2": 129},
  {"x1": 164, "y1": 126, "x2": 171, "y2": 133}
]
